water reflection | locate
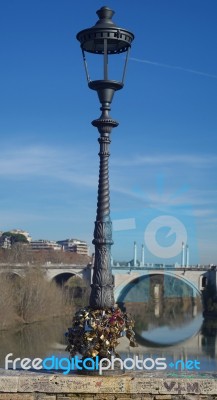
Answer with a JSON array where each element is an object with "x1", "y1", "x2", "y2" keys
[
  {"x1": 0, "y1": 316, "x2": 216, "y2": 372},
  {"x1": 115, "y1": 275, "x2": 217, "y2": 371},
  {"x1": 201, "y1": 319, "x2": 217, "y2": 359},
  {"x1": 141, "y1": 314, "x2": 203, "y2": 346},
  {"x1": 0, "y1": 273, "x2": 216, "y2": 372},
  {"x1": 117, "y1": 274, "x2": 203, "y2": 346},
  {"x1": 0, "y1": 317, "x2": 70, "y2": 367}
]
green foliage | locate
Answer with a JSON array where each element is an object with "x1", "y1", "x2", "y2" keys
[{"x1": 2, "y1": 232, "x2": 28, "y2": 244}]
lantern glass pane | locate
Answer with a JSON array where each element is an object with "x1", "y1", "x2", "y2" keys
[
  {"x1": 83, "y1": 51, "x2": 127, "y2": 83},
  {"x1": 83, "y1": 52, "x2": 104, "y2": 81}
]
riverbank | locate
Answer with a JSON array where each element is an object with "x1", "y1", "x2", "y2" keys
[
  {"x1": 0, "y1": 369, "x2": 217, "y2": 399},
  {"x1": 0, "y1": 267, "x2": 89, "y2": 331}
]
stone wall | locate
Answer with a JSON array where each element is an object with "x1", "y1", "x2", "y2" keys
[
  {"x1": 0, "y1": 370, "x2": 217, "y2": 400},
  {"x1": 0, "y1": 396, "x2": 217, "y2": 400}
]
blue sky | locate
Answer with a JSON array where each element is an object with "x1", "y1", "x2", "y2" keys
[{"x1": 0, "y1": 0, "x2": 217, "y2": 264}]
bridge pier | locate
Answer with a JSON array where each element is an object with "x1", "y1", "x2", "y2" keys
[{"x1": 208, "y1": 269, "x2": 217, "y2": 292}]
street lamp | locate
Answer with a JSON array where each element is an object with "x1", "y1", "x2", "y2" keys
[
  {"x1": 77, "y1": 6, "x2": 134, "y2": 309},
  {"x1": 66, "y1": 6, "x2": 136, "y2": 364}
]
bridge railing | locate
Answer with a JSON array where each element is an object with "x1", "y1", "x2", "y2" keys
[
  {"x1": 0, "y1": 262, "x2": 90, "y2": 269},
  {"x1": 111, "y1": 264, "x2": 213, "y2": 271}
]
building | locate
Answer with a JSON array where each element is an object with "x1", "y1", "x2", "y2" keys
[
  {"x1": 57, "y1": 239, "x2": 89, "y2": 255},
  {"x1": 30, "y1": 240, "x2": 62, "y2": 251},
  {"x1": 0, "y1": 236, "x2": 11, "y2": 249}
]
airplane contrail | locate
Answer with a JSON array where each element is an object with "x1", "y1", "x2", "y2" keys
[{"x1": 130, "y1": 57, "x2": 217, "y2": 79}]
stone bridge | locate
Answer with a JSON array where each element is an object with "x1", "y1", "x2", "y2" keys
[
  {"x1": 0, "y1": 263, "x2": 217, "y2": 301},
  {"x1": 0, "y1": 263, "x2": 92, "y2": 285},
  {"x1": 112, "y1": 265, "x2": 217, "y2": 301}
]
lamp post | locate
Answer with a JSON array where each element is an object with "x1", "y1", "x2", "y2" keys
[
  {"x1": 77, "y1": 6, "x2": 134, "y2": 309},
  {"x1": 66, "y1": 6, "x2": 136, "y2": 364}
]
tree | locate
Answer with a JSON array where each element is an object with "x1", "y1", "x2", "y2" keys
[
  {"x1": 2, "y1": 232, "x2": 28, "y2": 244},
  {"x1": 14, "y1": 267, "x2": 65, "y2": 323}
]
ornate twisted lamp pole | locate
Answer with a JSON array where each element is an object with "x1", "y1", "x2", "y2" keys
[
  {"x1": 66, "y1": 6, "x2": 136, "y2": 364},
  {"x1": 77, "y1": 6, "x2": 134, "y2": 309}
]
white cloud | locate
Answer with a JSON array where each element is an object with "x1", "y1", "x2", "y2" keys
[
  {"x1": 0, "y1": 211, "x2": 48, "y2": 225},
  {"x1": 0, "y1": 144, "x2": 98, "y2": 188},
  {"x1": 182, "y1": 208, "x2": 217, "y2": 217},
  {"x1": 130, "y1": 57, "x2": 217, "y2": 80},
  {"x1": 1, "y1": 144, "x2": 216, "y2": 222},
  {"x1": 111, "y1": 154, "x2": 217, "y2": 167}
]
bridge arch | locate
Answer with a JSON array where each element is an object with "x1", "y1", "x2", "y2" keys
[
  {"x1": 52, "y1": 272, "x2": 78, "y2": 286},
  {"x1": 0, "y1": 270, "x2": 22, "y2": 280},
  {"x1": 52, "y1": 272, "x2": 90, "y2": 302},
  {"x1": 115, "y1": 271, "x2": 203, "y2": 348},
  {"x1": 115, "y1": 271, "x2": 201, "y2": 303}
]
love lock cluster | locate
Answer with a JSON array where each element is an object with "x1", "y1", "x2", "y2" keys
[{"x1": 65, "y1": 306, "x2": 137, "y2": 359}]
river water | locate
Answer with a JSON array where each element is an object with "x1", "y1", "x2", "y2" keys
[
  {"x1": 0, "y1": 275, "x2": 216, "y2": 373},
  {"x1": 0, "y1": 308, "x2": 216, "y2": 373}
]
